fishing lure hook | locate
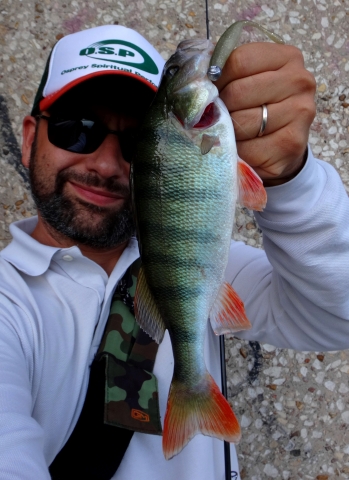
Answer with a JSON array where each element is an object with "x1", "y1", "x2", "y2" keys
[{"x1": 207, "y1": 20, "x2": 284, "y2": 81}]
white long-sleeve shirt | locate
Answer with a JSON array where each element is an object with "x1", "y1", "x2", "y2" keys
[{"x1": 0, "y1": 149, "x2": 348, "y2": 479}]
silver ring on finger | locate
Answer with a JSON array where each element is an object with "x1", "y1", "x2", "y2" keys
[{"x1": 257, "y1": 104, "x2": 268, "y2": 137}]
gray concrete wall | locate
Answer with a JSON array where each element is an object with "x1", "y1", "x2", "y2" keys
[{"x1": 0, "y1": 0, "x2": 348, "y2": 478}]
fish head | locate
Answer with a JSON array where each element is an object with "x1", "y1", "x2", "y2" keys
[{"x1": 161, "y1": 39, "x2": 220, "y2": 129}]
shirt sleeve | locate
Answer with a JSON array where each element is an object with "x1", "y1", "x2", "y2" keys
[
  {"x1": 225, "y1": 148, "x2": 349, "y2": 351},
  {"x1": 0, "y1": 295, "x2": 50, "y2": 479}
]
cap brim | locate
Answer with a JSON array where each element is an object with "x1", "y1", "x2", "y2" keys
[{"x1": 39, "y1": 70, "x2": 158, "y2": 112}]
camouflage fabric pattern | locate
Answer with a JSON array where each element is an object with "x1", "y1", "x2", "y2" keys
[{"x1": 97, "y1": 259, "x2": 162, "y2": 435}]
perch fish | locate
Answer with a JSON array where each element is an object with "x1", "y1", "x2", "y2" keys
[{"x1": 131, "y1": 21, "x2": 277, "y2": 460}]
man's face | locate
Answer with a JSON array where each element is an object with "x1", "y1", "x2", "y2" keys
[{"x1": 29, "y1": 105, "x2": 139, "y2": 249}]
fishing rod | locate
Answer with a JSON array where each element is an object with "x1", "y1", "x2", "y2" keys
[
  {"x1": 220, "y1": 335, "x2": 232, "y2": 480},
  {"x1": 205, "y1": 0, "x2": 210, "y2": 41},
  {"x1": 204, "y1": 6, "x2": 233, "y2": 480}
]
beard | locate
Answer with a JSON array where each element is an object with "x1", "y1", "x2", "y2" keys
[{"x1": 29, "y1": 138, "x2": 135, "y2": 249}]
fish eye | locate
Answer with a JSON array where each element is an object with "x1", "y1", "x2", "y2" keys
[{"x1": 166, "y1": 65, "x2": 180, "y2": 77}]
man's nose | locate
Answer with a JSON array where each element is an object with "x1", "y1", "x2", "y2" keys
[{"x1": 83, "y1": 133, "x2": 130, "y2": 178}]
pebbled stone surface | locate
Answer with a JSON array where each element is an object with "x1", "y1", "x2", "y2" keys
[{"x1": 0, "y1": 1, "x2": 348, "y2": 478}]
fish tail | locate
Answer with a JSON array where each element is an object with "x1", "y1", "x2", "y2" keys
[{"x1": 162, "y1": 372, "x2": 241, "y2": 460}]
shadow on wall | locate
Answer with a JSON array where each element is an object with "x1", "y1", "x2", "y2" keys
[{"x1": 0, "y1": 96, "x2": 29, "y2": 185}]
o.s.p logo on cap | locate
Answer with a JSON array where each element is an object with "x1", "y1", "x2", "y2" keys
[{"x1": 79, "y1": 40, "x2": 159, "y2": 75}]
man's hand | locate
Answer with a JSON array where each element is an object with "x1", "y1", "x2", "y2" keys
[{"x1": 214, "y1": 42, "x2": 316, "y2": 186}]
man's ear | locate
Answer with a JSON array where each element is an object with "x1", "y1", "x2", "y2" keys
[{"x1": 22, "y1": 115, "x2": 37, "y2": 168}]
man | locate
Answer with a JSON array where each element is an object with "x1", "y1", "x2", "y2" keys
[{"x1": 0, "y1": 24, "x2": 348, "y2": 479}]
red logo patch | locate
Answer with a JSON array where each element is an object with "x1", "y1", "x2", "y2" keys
[{"x1": 131, "y1": 409, "x2": 150, "y2": 422}]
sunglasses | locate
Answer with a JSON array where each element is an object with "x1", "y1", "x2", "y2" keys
[{"x1": 36, "y1": 114, "x2": 138, "y2": 162}]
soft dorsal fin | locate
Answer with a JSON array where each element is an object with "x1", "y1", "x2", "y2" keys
[
  {"x1": 134, "y1": 266, "x2": 166, "y2": 344},
  {"x1": 209, "y1": 282, "x2": 252, "y2": 335},
  {"x1": 237, "y1": 157, "x2": 267, "y2": 211}
]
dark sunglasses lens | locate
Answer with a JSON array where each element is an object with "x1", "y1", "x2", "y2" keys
[
  {"x1": 46, "y1": 117, "x2": 138, "y2": 160},
  {"x1": 118, "y1": 131, "x2": 137, "y2": 163},
  {"x1": 47, "y1": 119, "x2": 106, "y2": 154}
]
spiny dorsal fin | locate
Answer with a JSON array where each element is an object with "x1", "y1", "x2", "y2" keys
[
  {"x1": 237, "y1": 157, "x2": 267, "y2": 211},
  {"x1": 134, "y1": 266, "x2": 166, "y2": 344}
]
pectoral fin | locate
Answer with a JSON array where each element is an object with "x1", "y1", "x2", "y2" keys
[
  {"x1": 134, "y1": 266, "x2": 166, "y2": 344},
  {"x1": 237, "y1": 157, "x2": 267, "y2": 211},
  {"x1": 209, "y1": 282, "x2": 252, "y2": 335},
  {"x1": 200, "y1": 134, "x2": 220, "y2": 155}
]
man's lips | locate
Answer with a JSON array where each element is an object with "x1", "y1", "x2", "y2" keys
[{"x1": 68, "y1": 181, "x2": 126, "y2": 206}]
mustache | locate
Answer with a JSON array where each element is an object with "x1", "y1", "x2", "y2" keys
[{"x1": 56, "y1": 170, "x2": 130, "y2": 197}]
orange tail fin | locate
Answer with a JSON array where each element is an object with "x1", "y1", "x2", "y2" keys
[{"x1": 162, "y1": 372, "x2": 241, "y2": 460}]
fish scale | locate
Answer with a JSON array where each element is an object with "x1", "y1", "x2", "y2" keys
[
  {"x1": 132, "y1": 36, "x2": 266, "y2": 460},
  {"x1": 136, "y1": 131, "x2": 233, "y2": 307}
]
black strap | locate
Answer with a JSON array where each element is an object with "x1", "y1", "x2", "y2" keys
[{"x1": 49, "y1": 357, "x2": 134, "y2": 480}]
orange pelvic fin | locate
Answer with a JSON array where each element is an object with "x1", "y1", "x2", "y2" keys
[
  {"x1": 162, "y1": 373, "x2": 241, "y2": 460},
  {"x1": 210, "y1": 282, "x2": 252, "y2": 335},
  {"x1": 237, "y1": 157, "x2": 267, "y2": 211}
]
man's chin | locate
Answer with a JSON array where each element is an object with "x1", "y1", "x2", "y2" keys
[{"x1": 37, "y1": 196, "x2": 134, "y2": 249}]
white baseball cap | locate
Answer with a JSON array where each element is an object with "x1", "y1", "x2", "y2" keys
[{"x1": 31, "y1": 25, "x2": 165, "y2": 114}]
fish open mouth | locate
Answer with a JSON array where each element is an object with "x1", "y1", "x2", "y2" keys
[
  {"x1": 193, "y1": 102, "x2": 220, "y2": 129},
  {"x1": 174, "y1": 102, "x2": 220, "y2": 130}
]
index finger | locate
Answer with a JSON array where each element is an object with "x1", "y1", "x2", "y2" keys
[{"x1": 214, "y1": 42, "x2": 303, "y2": 91}]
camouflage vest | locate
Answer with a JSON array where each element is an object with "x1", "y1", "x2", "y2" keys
[{"x1": 96, "y1": 258, "x2": 162, "y2": 435}]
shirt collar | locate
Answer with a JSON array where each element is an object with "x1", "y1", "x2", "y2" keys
[
  {"x1": 1, "y1": 216, "x2": 140, "y2": 278},
  {"x1": 1, "y1": 216, "x2": 62, "y2": 276}
]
